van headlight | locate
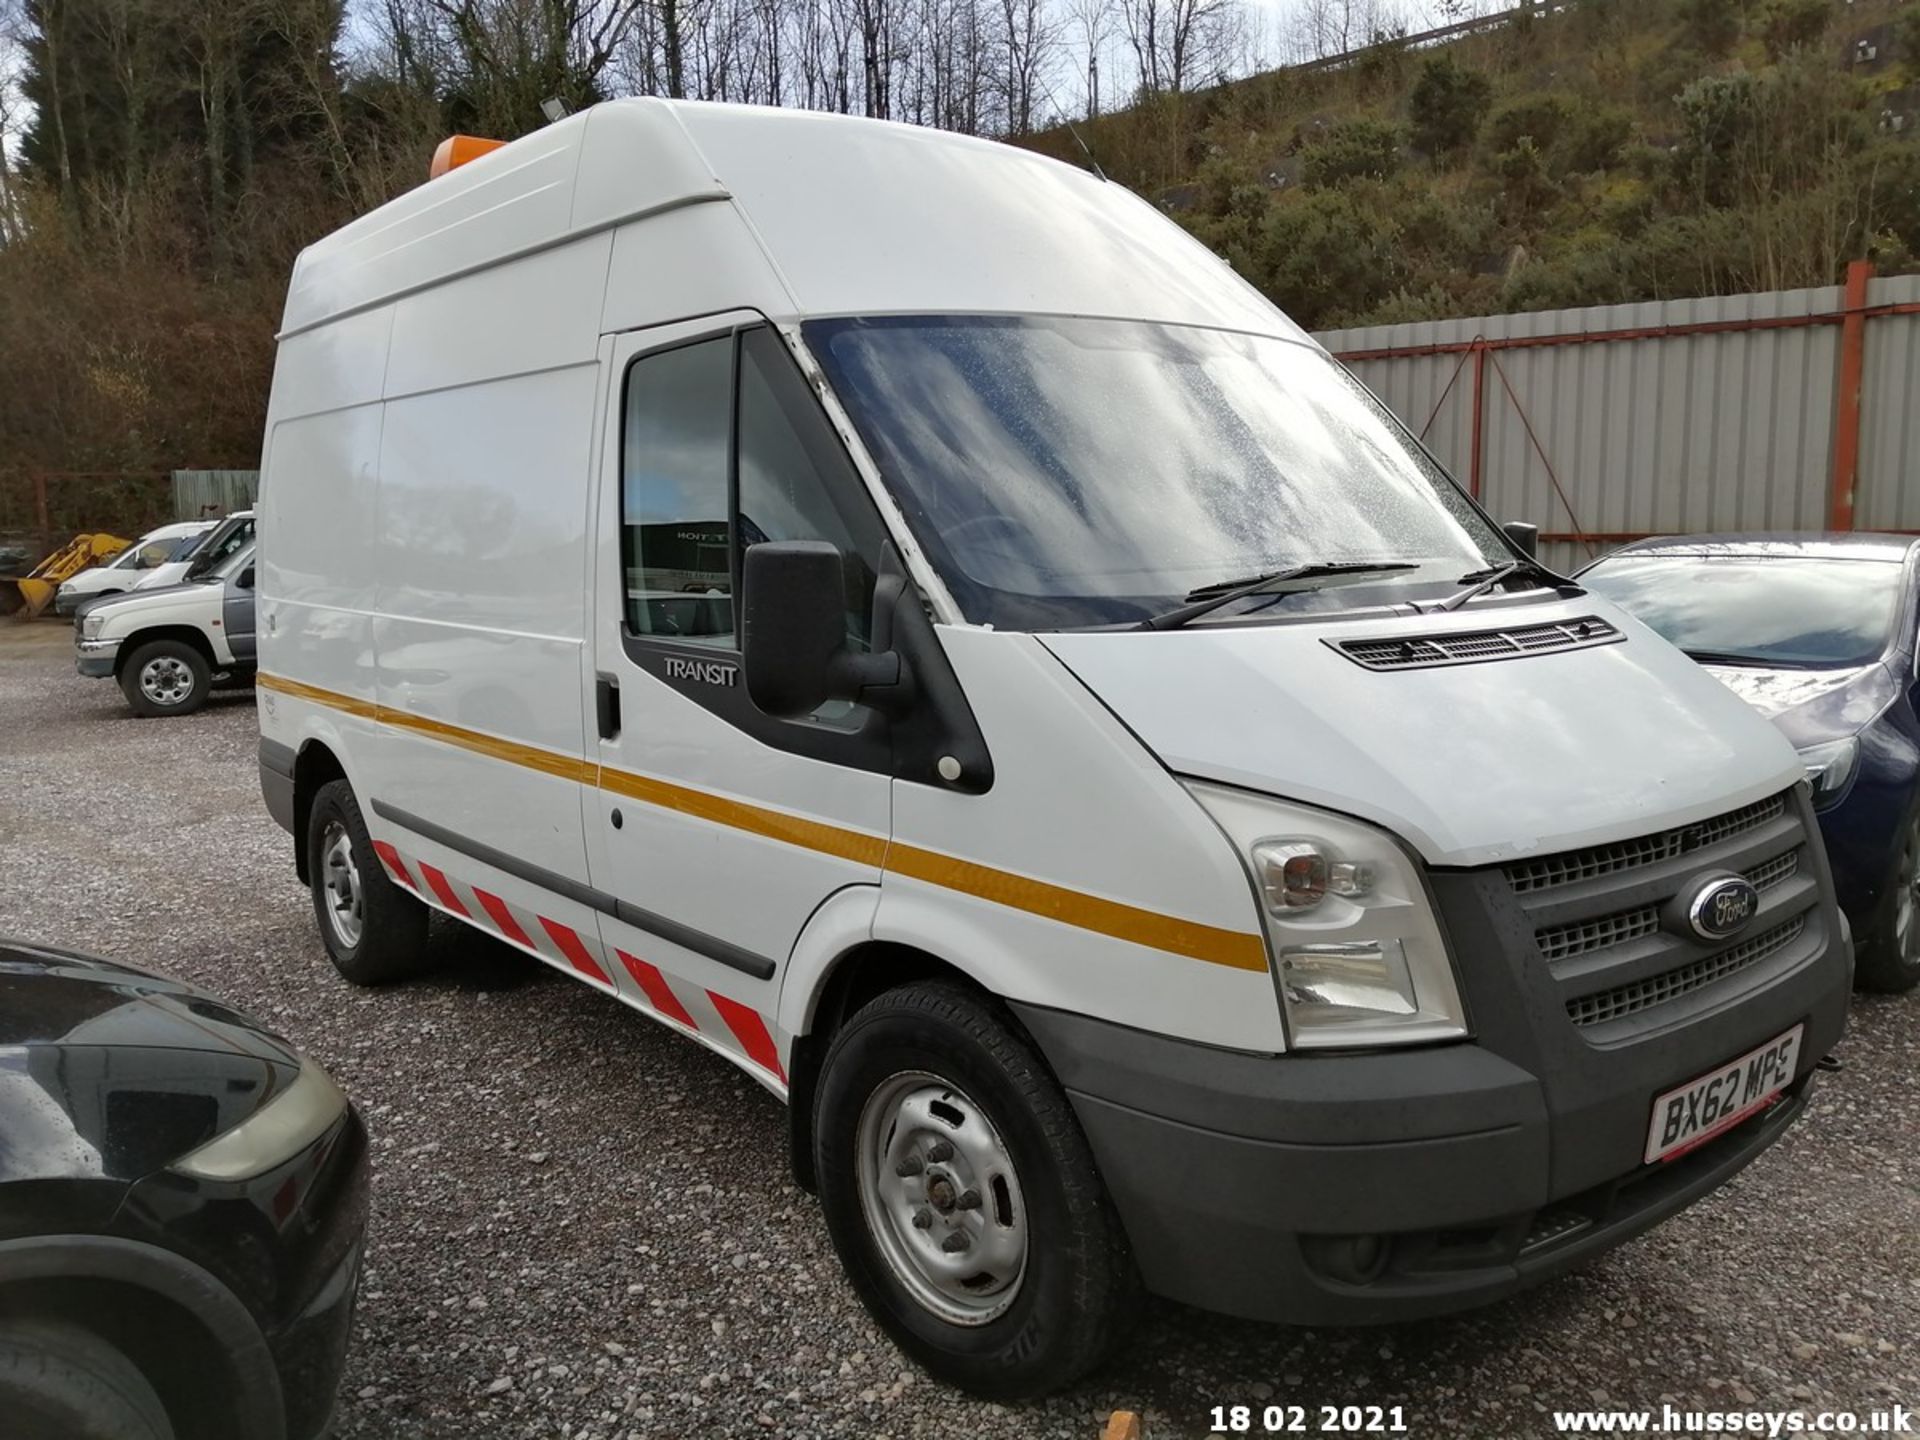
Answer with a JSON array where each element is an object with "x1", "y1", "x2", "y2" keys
[
  {"x1": 1186, "y1": 781, "x2": 1468, "y2": 1049},
  {"x1": 80, "y1": 612, "x2": 107, "y2": 638},
  {"x1": 1797, "y1": 736, "x2": 1859, "y2": 810}
]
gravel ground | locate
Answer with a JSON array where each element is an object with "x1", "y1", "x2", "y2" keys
[{"x1": 2, "y1": 619, "x2": 1917, "y2": 1440}]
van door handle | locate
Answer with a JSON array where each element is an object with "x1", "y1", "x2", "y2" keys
[{"x1": 595, "y1": 673, "x2": 620, "y2": 740}]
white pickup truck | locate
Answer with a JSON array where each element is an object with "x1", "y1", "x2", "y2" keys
[{"x1": 74, "y1": 539, "x2": 257, "y2": 717}]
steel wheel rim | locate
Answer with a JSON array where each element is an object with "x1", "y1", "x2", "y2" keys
[
  {"x1": 854, "y1": 1070, "x2": 1028, "y2": 1326},
  {"x1": 1898, "y1": 816, "x2": 1920, "y2": 966},
  {"x1": 321, "y1": 822, "x2": 364, "y2": 949},
  {"x1": 139, "y1": 655, "x2": 195, "y2": 706}
]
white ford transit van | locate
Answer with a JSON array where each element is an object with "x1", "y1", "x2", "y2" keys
[{"x1": 256, "y1": 100, "x2": 1850, "y2": 1396}]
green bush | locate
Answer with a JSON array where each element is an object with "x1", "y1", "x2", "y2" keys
[
  {"x1": 1357, "y1": 26, "x2": 1413, "y2": 86},
  {"x1": 1674, "y1": 70, "x2": 1762, "y2": 202},
  {"x1": 1497, "y1": 135, "x2": 1560, "y2": 215},
  {"x1": 1895, "y1": 3, "x2": 1920, "y2": 63},
  {"x1": 1248, "y1": 188, "x2": 1406, "y2": 327},
  {"x1": 1410, "y1": 55, "x2": 1494, "y2": 158},
  {"x1": 1300, "y1": 118, "x2": 1404, "y2": 186},
  {"x1": 1560, "y1": 102, "x2": 1635, "y2": 172},
  {"x1": 1678, "y1": 0, "x2": 1745, "y2": 57},
  {"x1": 1359, "y1": 284, "x2": 1461, "y2": 326},
  {"x1": 1760, "y1": 0, "x2": 1830, "y2": 61},
  {"x1": 1396, "y1": 190, "x2": 1498, "y2": 259},
  {"x1": 1486, "y1": 95, "x2": 1570, "y2": 155}
]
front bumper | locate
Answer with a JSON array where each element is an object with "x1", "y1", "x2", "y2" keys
[
  {"x1": 1016, "y1": 1000, "x2": 1833, "y2": 1324},
  {"x1": 1010, "y1": 788, "x2": 1853, "y2": 1326},
  {"x1": 75, "y1": 637, "x2": 120, "y2": 677}
]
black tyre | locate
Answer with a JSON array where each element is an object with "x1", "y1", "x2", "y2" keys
[
  {"x1": 1857, "y1": 806, "x2": 1920, "y2": 994},
  {"x1": 813, "y1": 981, "x2": 1136, "y2": 1399},
  {"x1": 306, "y1": 778, "x2": 431, "y2": 985},
  {"x1": 118, "y1": 640, "x2": 211, "y2": 718},
  {"x1": 0, "y1": 1319, "x2": 174, "y2": 1440}
]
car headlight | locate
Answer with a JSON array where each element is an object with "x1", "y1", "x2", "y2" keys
[
  {"x1": 1186, "y1": 781, "x2": 1468, "y2": 1049},
  {"x1": 172, "y1": 1057, "x2": 348, "y2": 1180},
  {"x1": 80, "y1": 612, "x2": 106, "y2": 638},
  {"x1": 1798, "y1": 737, "x2": 1859, "y2": 810}
]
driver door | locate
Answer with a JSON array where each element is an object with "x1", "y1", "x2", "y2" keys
[{"x1": 581, "y1": 313, "x2": 895, "y2": 1084}]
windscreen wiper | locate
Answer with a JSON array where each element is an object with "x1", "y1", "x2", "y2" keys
[
  {"x1": 1432, "y1": 557, "x2": 1568, "y2": 612},
  {"x1": 1138, "y1": 562, "x2": 1419, "y2": 631},
  {"x1": 1682, "y1": 648, "x2": 1813, "y2": 669}
]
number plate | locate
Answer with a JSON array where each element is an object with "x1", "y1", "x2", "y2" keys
[{"x1": 1644, "y1": 1024, "x2": 1803, "y2": 1164}]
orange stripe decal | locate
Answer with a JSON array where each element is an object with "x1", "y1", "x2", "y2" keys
[
  {"x1": 887, "y1": 843, "x2": 1271, "y2": 972},
  {"x1": 595, "y1": 765, "x2": 888, "y2": 869},
  {"x1": 260, "y1": 672, "x2": 1268, "y2": 972},
  {"x1": 257, "y1": 672, "x2": 380, "y2": 720}
]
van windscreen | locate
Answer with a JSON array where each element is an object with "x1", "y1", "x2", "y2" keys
[{"x1": 805, "y1": 315, "x2": 1505, "y2": 630}]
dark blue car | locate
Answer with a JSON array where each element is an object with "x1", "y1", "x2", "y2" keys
[{"x1": 1581, "y1": 534, "x2": 1920, "y2": 994}]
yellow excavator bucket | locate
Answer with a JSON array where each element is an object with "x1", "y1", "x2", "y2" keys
[{"x1": 15, "y1": 532, "x2": 131, "y2": 618}]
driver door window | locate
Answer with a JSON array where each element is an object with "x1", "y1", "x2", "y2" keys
[
  {"x1": 619, "y1": 326, "x2": 882, "y2": 660},
  {"x1": 621, "y1": 336, "x2": 735, "y2": 646}
]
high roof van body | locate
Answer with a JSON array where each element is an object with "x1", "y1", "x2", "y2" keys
[{"x1": 256, "y1": 100, "x2": 1850, "y2": 1395}]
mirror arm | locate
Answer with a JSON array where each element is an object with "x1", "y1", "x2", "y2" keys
[
  {"x1": 829, "y1": 650, "x2": 909, "y2": 713},
  {"x1": 835, "y1": 569, "x2": 915, "y2": 716}
]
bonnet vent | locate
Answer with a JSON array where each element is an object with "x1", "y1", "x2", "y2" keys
[{"x1": 1331, "y1": 616, "x2": 1623, "y2": 672}]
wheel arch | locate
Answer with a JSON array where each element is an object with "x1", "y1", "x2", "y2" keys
[
  {"x1": 290, "y1": 739, "x2": 350, "y2": 885},
  {"x1": 111, "y1": 626, "x2": 217, "y2": 679},
  {"x1": 780, "y1": 892, "x2": 1055, "y2": 1195},
  {"x1": 0, "y1": 1235, "x2": 287, "y2": 1440}
]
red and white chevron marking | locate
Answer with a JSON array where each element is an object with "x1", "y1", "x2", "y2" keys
[{"x1": 371, "y1": 841, "x2": 786, "y2": 1086}]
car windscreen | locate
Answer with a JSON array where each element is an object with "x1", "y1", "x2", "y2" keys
[
  {"x1": 1583, "y1": 554, "x2": 1902, "y2": 668},
  {"x1": 187, "y1": 516, "x2": 255, "y2": 571},
  {"x1": 803, "y1": 315, "x2": 1505, "y2": 630},
  {"x1": 209, "y1": 540, "x2": 255, "y2": 581}
]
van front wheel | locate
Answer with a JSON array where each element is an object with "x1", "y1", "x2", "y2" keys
[
  {"x1": 305, "y1": 779, "x2": 430, "y2": 985},
  {"x1": 812, "y1": 982, "x2": 1136, "y2": 1399}
]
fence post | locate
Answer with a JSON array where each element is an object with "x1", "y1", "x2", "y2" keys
[
  {"x1": 1468, "y1": 342, "x2": 1487, "y2": 501},
  {"x1": 1829, "y1": 258, "x2": 1873, "y2": 532}
]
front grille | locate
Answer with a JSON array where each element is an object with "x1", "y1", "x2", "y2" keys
[
  {"x1": 1537, "y1": 908, "x2": 1661, "y2": 963},
  {"x1": 1332, "y1": 616, "x2": 1622, "y2": 672},
  {"x1": 1566, "y1": 915, "x2": 1808, "y2": 1027},
  {"x1": 1504, "y1": 794, "x2": 1786, "y2": 894},
  {"x1": 1534, "y1": 850, "x2": 1801, "y2": 963},
  {"x1": 1481, "y1": 787, "x2": 1821, "y2": 1037}
]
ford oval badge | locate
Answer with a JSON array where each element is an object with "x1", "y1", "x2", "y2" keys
[{"x1": 1687, "y1": 875, "x2": 1760, "y2": 942}]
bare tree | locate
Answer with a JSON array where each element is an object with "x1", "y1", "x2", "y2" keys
[
  {"x1": 1064, "y1": 0, "x2": 1112, "y2": 115},
  {"x1": 1119, "y1": 0, "x2": 1234, "y2": 93},
  {"x1": 996, "y1": 0, "x2": 1049, "y2": 132}
]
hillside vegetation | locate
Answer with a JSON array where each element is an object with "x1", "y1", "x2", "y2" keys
[
  {"x1": 1026, "y1": 0, "x2": 1920, "y2": 329},
  {"x1": 0, "y1": 0, "x2": 1913, "y2": 490}
]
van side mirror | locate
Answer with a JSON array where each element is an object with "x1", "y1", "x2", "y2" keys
[
  {"x1": 236, "y1": 565, "x2": 255, "y2": 590},
  {"x1": 741, "y1": 542, "x2": 906, "y2": 719},
  {"x1": 1503, "y1": 521, "x2": 1539, "y2": 559}
]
